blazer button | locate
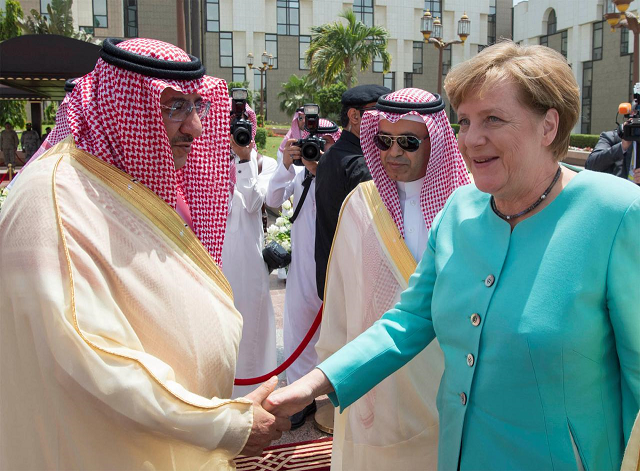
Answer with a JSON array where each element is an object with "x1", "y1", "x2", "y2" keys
[
  {"x1": 460, "y1": 392, "x2": 467, "y2": 405},
  {"x1": 467, "y1": 353, "x2": 475, "y2": 367},
  {"x1": 471, "y1": 313, "x2": 481, "y2": 326},
  {"x1": 484, "y1": 274, "x2": 495, "y2": 287}
]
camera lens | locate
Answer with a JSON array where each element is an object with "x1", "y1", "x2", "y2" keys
[
  {"x1": 234, "y1": 128, "x2": 251, "y2": 147},
  {"x1": 302, "y1": 142, "x2": 319, "y2": 161}
]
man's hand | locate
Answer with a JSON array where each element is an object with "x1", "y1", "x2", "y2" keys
[
  {"x1": 231, "y1": 135, "x2": 253, "y2": 161},
  {"x1": 240, "y1": 377, "x2": 291, "y2": 456},
  {"x1": 264, "y1": 369, "x2": 333, "y2": 418},
  {"x1": 282, "y1": 139, "x2": 301, "y2": 170},
  {"x1": 633, "y1": 168, "x2": 640, "y2": 184}
]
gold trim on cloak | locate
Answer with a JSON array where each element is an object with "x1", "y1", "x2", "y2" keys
[
  {"x1": 50, "y1": 138, "x2": 243, "y2": 410},
  {"x1": 359, "y1": 180, "x2": 417, "y2": 284},
  {"x1": 322, "y1": 180, "x2": 416, "y2": 305}
]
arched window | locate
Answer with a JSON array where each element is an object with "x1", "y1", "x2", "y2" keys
[{"x1": 547, "y1": 9, "x2": 557, "y2": 35}]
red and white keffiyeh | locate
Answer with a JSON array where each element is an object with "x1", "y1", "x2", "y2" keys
[
  {"x1": 317, "y1": 118, "x2": 341, "y2": 143},
  {"x1": 39, "y1": 38, "x2": 231, "y2": 264},
  {"x1": 360, "y1": 88, "x2": 470, "y2": 235},
  {"x1": 278, "y1": 110, "x2": 305, "y2": 154}
]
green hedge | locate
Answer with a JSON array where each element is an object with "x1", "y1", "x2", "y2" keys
[
  {"x1": 570, "y1": 134, "x2": 599, "y2": 149},
  {"x1": 255, "y1": 127, "x2": 268, "y2": 149},
  {"x1": 450, "y1": 123, "x2": 460, "y2": 134}
]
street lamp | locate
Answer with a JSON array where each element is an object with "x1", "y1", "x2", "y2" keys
[
  {"x1": 420, "y1": 11, "x2": 470, "y2": 95},
  {"x1": 605, "y1": 0, "x2": 638, "y2": 84},
  {"x1": 247, "y1": 51, "x2": 274, "y2": 124}
]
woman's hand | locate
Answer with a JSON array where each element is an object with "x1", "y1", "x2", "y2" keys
[{"x1": 263, "y1": 369, "x2": 333, "y2": 418}]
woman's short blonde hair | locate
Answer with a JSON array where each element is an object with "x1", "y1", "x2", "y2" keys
[{"x1": 444, "y1": 40, "x2": 580, "y2": 160}]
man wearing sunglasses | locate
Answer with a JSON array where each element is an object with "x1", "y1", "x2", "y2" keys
[
  {"x1": 313, "y1": 88, "x2": 471, "y2": 471},
  {"x1": 314, "y1": 84, "x2": 390, "y2": 300},
  {"x1": 0, "y1": 38, "x2": 289, "y2": 471}
]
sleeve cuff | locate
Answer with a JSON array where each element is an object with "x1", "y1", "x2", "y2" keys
[{"x1": 236, "y1": 161, "x2": 258, "y2": 180}]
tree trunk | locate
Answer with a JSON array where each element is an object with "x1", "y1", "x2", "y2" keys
[{"x1": 345, "y1": 58, "x2": 352, "y2": 89}]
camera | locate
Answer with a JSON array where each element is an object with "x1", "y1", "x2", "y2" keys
[
  {"x1": 230, "y1": 88, "x2": 252, "y2": 147},
  {"x1": 293, "y1": 104, "x2": 325, "y2": 166}
]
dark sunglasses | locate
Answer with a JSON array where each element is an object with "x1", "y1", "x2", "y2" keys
[{"x1": 374, "y1": 134, "x2": 424, "y2": 152}]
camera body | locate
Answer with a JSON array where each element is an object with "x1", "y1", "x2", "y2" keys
[
  {"x1": 293, "y1": 104, "x2": 325, "y2": 166},
  {"x1": 621, "y1": 117, "x2": 640, "y2": 142},
  {"x1": 230, "y1": 88, "x2": 252, "y2": 147}
]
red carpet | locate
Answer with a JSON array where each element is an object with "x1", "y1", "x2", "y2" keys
[{"x1": 234, "y1": 437, "x2": 332, "y2": 470}]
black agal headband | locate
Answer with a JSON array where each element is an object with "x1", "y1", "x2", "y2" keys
[
  {"x1": 317, "y1": 122, "x2": 340, "y2": 135},
  {"x1": 100, "y1": 38, "x2": 206, "y2": 80},
  {"x1": 64, "y1": 78, "x2": 76, "y2": 93},
  {"x1": 375, "y1": 93, "x2": 446, "y2": 115}
]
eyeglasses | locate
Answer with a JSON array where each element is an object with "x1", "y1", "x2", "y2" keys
[
  {"x1": 160, "y1": 99, "x2": 211, "y2": 122},
  {"x1": 374, "y1": 134, "x2": 424, "y2": 152}
]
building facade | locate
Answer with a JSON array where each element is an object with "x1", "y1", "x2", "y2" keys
[
  {"x1": 17, "y1": 0, "x2": 512, "y2": 123},
  {"x1": 513, "y1": 0, "x2": 636, "y2": 135}
]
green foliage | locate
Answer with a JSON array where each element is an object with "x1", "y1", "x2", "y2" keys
[
  {"x1": 570, "y1": 134, "x2": 599, "y2": 149},
  {"x1": 17, "y1": 0, "x2": 100, "y2": 44},
  {"x1": 255, "y1": 127, "x2": 268, "y2": 149},
  {"x1": 306, "y1": 9, "x2": 391, "y2": 88},
  {"x1": 0, "y1": 0, "x2": 23, "y2": 40},
  {"x1": 257, "y1": 114, "x2": 264, "y2": 127},
  {"x1": 44, "y1": 102, "x2": 58, "y2": 124},
  {"x1": 227, "y1": 81, "x2": 256, "y2": 109},
  {"x1": 277, "y1": 74, "x2": 315, "y2": 116},
  {"x1": 314, "y1": 82, "x2": 347, "y2": 121},
  {"x1": 0, "y1": 101, "x2": 26, "y2": 128}
]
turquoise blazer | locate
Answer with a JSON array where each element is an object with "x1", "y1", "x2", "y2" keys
[{"x1": 319, "y1": 171, "x2": 640, "y2": 470}]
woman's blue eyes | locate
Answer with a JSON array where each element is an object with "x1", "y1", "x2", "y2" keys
[{"x1": 457, "y1": 116, "x2": 502, "y2": 126}]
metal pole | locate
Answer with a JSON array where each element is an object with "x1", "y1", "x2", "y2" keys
[
  {"x1": 260, "y1": 69, "x2": 265, "y2": 121},
  {"x1": 634, "y1": 29, "x2": 639, "y2": 84},
  {"x1": 437, "y1": 46, "x2": 444, "y2": 95}
]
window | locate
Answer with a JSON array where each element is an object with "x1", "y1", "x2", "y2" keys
[
  {"x1": 266, "y1": 34, "x2": 278, "y2": 68},
  {"x1": 277, "y1": 0, "x2": 299, "y2": 36},
  {"x1": 622, "y1": 28, "x2": 630, "y2": 56},
  {"x1": 299, "y1": 36, "x2": 311, "y2": 70},
  {"x1": 219, "y1": 32, "x2": 233, "y2": 68},
  {"x1": 80, "y1": 26, "x2": 95, "y2": 34},
  {"x1": 592, "y1": 21, "x2": 603, "y2": 61},
  {"x1": 40, "y1": 0, "x2": 52, "y2": 19},
  {"x1": 124, "y1": 0, "x2": 138, "y2": 38},
  {"x1": 478, "y1": 44, "x2": 487, "y2": 53},
  {"x1": 581, "y1": 61, "x2": 592, "y2": 134},
  {"x1": 488, "y1": 0, "x2": 496, "y2": 45},
  {"x1": 93, "y1": 0, "x2": 108, "y2": 28},
  {"x1": 413, "y1": 41, "x2": 423, "y2": 74},
  {"x1": 547, "y1": 9, "x2": 557, "y2": 36},
  {"x1": 404, "y1": 72, "x2": 413, "y2": 88},
  {"x1": 206, "y1": 0, "x2": 219, "y2": 32},
  {"x1": 561, "y1": 30, "x2": 568, "y2": 58},
  {"x1": 354, "y1": 0, "x2": 374, "y2": 27},
  {"x1": 424, "y1": 0, "x2": 441, "y2": 19},
  {"x1": 373, "y1": 54, "x2": 384, "y2": 73},
  {"x1": 232, "y1": 67, "x2": 246, "y2": 83},
  {"x1": 383, "y1": 72, "x2": 395, "y2": 91},
  {"x1": 540, "y1": 35, "x2": 548, "y2": 47},
  {"x1": 442, "y1": 45, "x2": 452, "y2": 79}
]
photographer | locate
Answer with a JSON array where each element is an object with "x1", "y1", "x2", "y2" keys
[
  {"x1": 265, "y1": 115, "x2": 341, "y2": 429},
  {"x1": 221, "y1": 95, "x2": 278, "y2": 398},
  {"x1": 586, "y1": 123, "x2": 640, "y2": 184}
]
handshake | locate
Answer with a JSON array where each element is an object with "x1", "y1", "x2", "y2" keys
[{"x1": 239, "y1": 369, "x2": 333, "y2": 456}]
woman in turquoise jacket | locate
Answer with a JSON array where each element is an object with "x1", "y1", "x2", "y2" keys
[{"x1": 266, "y1": 42, "x2": 640, "y2": 470}]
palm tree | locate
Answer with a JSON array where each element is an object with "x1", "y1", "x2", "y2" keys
[
  {"x1": 277, "y1": 74, "x2": 315, "y2": 116},
  {"x1": 17, "y1": 0, "x2": 99, "y2": 44},
  {"x1": 305, "y1": 9, "x2": 391, "y2": 88}
]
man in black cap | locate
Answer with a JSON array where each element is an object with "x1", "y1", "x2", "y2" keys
[{"x1": 314, "y1": 84, "x2": 390, "y2": 299}]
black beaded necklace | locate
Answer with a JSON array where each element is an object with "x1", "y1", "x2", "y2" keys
[{"x1": 491, "y1": 166, "x2": 562, "y2": 221}]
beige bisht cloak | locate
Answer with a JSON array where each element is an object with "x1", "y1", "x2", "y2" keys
[
  {"x1": 316, "y1": 180, "x2": 443, "y2": 471},
  {"x1": 0, "y1": 138, "x2": 253, "y2": 471}
]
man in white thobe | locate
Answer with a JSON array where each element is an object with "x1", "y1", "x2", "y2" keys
[{"x1": 315, "y1": 88, "x2": 470, "y2": 470}]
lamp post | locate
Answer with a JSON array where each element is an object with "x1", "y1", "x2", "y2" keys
[
  {"x1": 604, "y1": 0, "x2": 639, "y2": 84},
  {"x1": 247, "y1": 51, "x2": 274, "y2": 124},
  {"x1": 421, "y1": 10, "x2": 470, "y2": 95}
]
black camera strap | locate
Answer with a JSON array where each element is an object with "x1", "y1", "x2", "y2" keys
[{"x1": 289, "y1": 170, "x2": 313, "y2": 224}]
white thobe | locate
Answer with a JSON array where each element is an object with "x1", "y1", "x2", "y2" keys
[
  {"x1": 266, "y1": 161, "x2": 322, "y2": 384},
  {"x1": 222, "y1": 150, "x2": 278, "y2": 397},
  {"x1": 396, "y1": 176, "x2": 428, "y2": 262}
]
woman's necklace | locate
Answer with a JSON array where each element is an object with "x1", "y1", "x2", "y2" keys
[{"x1": 491, "y1": 166, "x2": 562, "y2": 221}]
